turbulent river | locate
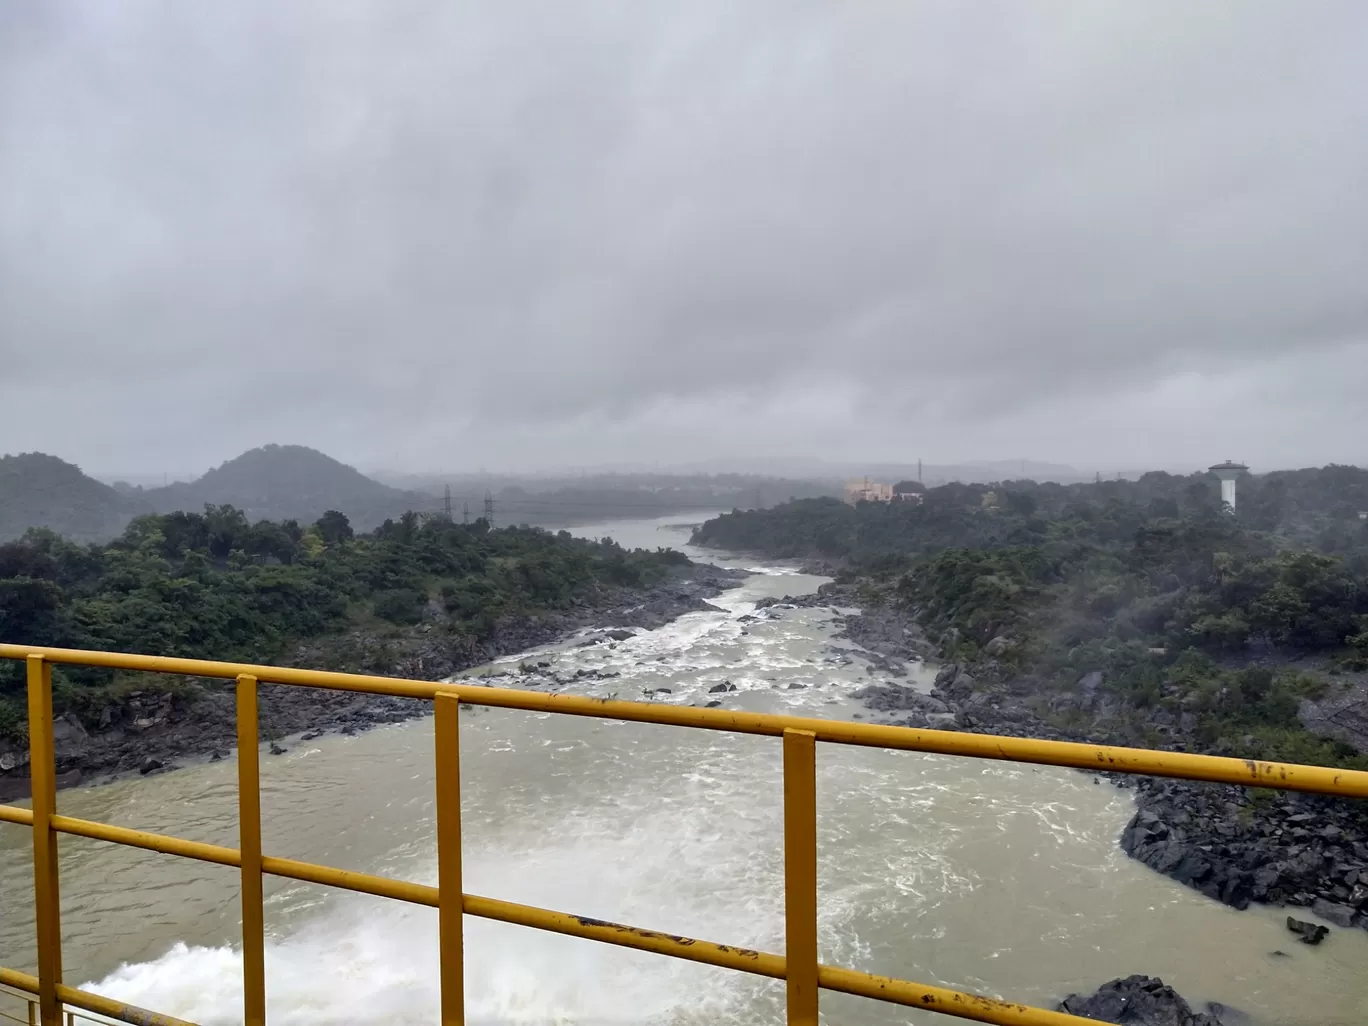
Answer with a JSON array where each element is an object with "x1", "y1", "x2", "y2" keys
[{"x1": 2, "y1": 515, "x2": 1366, "y2": 1025}]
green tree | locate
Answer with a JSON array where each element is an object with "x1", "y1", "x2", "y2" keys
[{"x1": 315, "y1": 510, "x2": 354, "y2": 547}]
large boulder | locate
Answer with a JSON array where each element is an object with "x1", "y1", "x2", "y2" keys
[
  {"x1": 933, "y1": 662, "x2": 960, "y2": 689},
  {"x1": 854, "y1": 685, "x2": 949, "y2": 715},
  {"x1": 984, "y1": 635, "x2": 1016, "y2": 657},
  {"x1": 943, "y1": 671, "x2": 976, "y2": 701},
  {"x1": 51, "y1": 713, "x2": 89, "y2": 758},
  {"x1": 1059, "y1": 976, "x2": 1223, "y2": 1025},
  {"x1": 1286, "y1": 916, "x2": 1329, "y2": 945},
  {"x1": 1077, "y1": 671, "x2": 1104, "y2": 709},
  {"x1": 1310, "y1": 898, "x2": 1357, "y2": 929}
]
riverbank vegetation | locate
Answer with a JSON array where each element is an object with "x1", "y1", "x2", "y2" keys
[
  {"x1": 0, "y1": 507, "x2": 687, "y2": 738},
  {"x1": 695, "y1": 466, "x2": 1368, "y2": 771}
]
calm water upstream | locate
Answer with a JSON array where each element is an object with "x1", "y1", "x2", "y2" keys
[{"x1": 2, "y1": 515, "x2": 1365, "y2": 1025}]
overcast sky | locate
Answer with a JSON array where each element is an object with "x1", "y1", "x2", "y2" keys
[{"x1": 2, "y1": 2, "x2": 1366, "y2": 477}]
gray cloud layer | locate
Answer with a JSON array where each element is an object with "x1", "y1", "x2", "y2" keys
[{"x1": 3, "y1": 2, "x2": 1367, "y2": 475}]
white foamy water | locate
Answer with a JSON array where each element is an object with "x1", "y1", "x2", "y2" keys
[{"x1": 2, "y1": 515, "x2": 1366, "y2": 1025}]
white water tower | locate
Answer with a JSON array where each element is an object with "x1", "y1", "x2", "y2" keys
[{"x1": 1209, "y1": 461, "x2": 1248, "y2": 510}]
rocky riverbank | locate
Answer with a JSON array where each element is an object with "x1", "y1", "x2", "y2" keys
[
  {"x1": 763, "y1": 582, "x2": 1368, "y2": 937},
  {"x1": 0, "y1": 563, "x2": 747, "y2": 798}
]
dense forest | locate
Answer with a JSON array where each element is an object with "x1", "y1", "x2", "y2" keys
[
  {"x1": 0, "y1": 506, "x2": 687, "y2": 739},
  {"x1": 695, "y1": 466, "x2": 1368, "y2": 770}
]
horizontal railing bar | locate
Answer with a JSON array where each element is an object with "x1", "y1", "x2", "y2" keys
[
  {"x1": 818, "y1": 965, "x2": 1090, "y2": 1025},
  {"x1": 56, "y1": 986, "x2": 193, "y2": 1026},
  {"x1": 50, "y1": 816, "x2": 238, "y2": 866},
  {"x1": 0, "y1": 971, "x2": 198, "y2": 1026},
  {"x1": 260, "y1": 853, "x2": 435, "y2": 904},
  {"x1": 461, "y1": 893, "x2": 788, "y2": 979},
  {"x1": 0, "y1": 806, "x2": 32, "y2": 827},
  {"x1": 0, "y1": 976, "x2": 34, "y2": 1002},
  {"x1": 3, "y1": 644, "x2": 1367, "y2": 798},
  {"x1": 0, "y1": 819, "x2": 1100, "y2": 1025}
]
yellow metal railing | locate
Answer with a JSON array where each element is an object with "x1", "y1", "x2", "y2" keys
[
  {"x1": 2, "y1": 644, "x2": 1367, "y2": 1026},
  {"x1": 1, "y1": 982, "x2": 127, "y2": 1026}
]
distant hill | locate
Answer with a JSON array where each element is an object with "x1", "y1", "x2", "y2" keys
[
  {"x1": 368, "y1": 470, "x2": 839, "y2": 528},
  {"x1": 144, "y1": 445, "x2": 433, "y2": 529},
  {"x1": 0, "y1": 453, "x2": 148, "y2": 542}
]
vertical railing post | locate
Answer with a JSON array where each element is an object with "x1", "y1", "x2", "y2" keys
[
  {"x1": 26, "y1": 655, "x2": 63, "y2": 1026},
  {"x1": 434, "y1": 693, "x2": 465, "y2": 1026},
  {"x1": 783, "y1": 728, "x2": 818, "y2": 1026},
  {"x1": 236, "y1": 675, "x2": 266, "y2": 1026}
]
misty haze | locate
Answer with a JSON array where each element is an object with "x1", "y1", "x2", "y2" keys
[{"x1": 2, "y1": 5, "x2": 1368, "y2": 1026}]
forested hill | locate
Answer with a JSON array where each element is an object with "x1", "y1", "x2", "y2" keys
[
  {"x1": 0, "y1": 454, "x2": 147, "y2": 543},
  {"x1": 0, "y1": 446, "x2": 426, "y2": 542},
  {"x1": 694, "y1": 466, "x2": 1368, "y2": 769},
  {"x1": 693, "y1": 466, "x2": 1368, "y2": 566},
  {"x1": 0, "y1": 506, "x2": 690, "y2": 739},
  {"x1": 143, "y1": 445, "x2": 427, "y2": 529}
]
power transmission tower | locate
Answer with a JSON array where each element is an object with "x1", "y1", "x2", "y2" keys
[
  {"x1": 443, "y1": 485, "x2": 453, "y2": 521},
  {"x1": 918, "y1": 459, "x2": 922, "y2": 483},
  {"x1": 484, "y1": 490, "x2": 495, "y2": 527},
  {"x1": 462, "y1": 501, "x2": 470, "y2": 525}
]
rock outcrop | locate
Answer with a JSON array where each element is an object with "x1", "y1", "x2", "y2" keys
[{"x1": 1058, "y1": 976, "x2": 1223, "y2": 1025}]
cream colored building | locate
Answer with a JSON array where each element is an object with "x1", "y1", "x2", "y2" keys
[{"x1": 845, "y1": 479, "x2": 894, "y2": 504}]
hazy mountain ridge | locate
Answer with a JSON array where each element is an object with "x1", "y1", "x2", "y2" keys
[
  {"x1": 0, "y1": 453, "x2": 147, "y2": 542},
  {"x1": 0, "y1": 445, "x2": 840, "y2": 540},
  {"x1": 143, "y1": 444, "x2": 428, "y2": 528},
  {"x1": 0, "y1": 446, "x2": 427, "y2": 541}
]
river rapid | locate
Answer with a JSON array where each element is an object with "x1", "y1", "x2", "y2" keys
[{"x1": 1, "y1": 514, "x2": 1365, "y2": 1025}]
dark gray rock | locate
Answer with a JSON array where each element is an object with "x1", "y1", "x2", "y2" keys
[
  {"x1": 984, "y1": 635, "x2": 1015, "y2": 657},
  {"x1": 1205, "y1": 1002, "x2": 1250, "y2": 1025},
  {"x1": 1311, "y1": 898, "x2": 1357, "y2": 928},
  {"x1": 1058, "y1": 975, "x2": 1222, "y2": 1025},
  {"x1": 1286, "y1": 916, "x2": 1329, "y2": 945},
  {"x1": 1077, "y1": 670, "x2": 1104, "y2": 709},
  {"x1": 1298, "y1": 679, "x2": 1368, "y2": 753},
  {"x1": 854, "y1": 685, "x2": 949, "y2": 715},
  {"x1": 945, "y1": 671, "x2": 976, "y2": 700}
]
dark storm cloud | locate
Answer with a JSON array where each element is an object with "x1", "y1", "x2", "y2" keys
[{"x1": 2, "y1": 1, "x2": 1366, "y2": 473}]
